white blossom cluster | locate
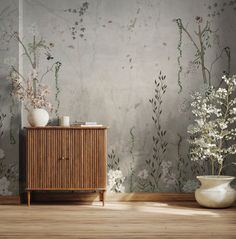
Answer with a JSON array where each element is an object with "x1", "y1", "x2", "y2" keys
[
  {"x1": 9, "y1": 68, "x2": 52, "y2": 112},
  {"x1": 107, "y1": 169, "x2": 125, "y2": 193},
  {"x1": 188, "y1": 75, "x2": 236, "y2": 174}
]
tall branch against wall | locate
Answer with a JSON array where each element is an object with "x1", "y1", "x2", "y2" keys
[
  {"x1": 224, "y1": 47, "x2": 231, "y2": 76},
  {"x1": 54, "y1": 62, "x2": 62, "y2": 117},
  {"x1": 174, "y1": 17, "x2": 230, "y2": 92},
  {"x1": 146, "y1": 71, "x2": 168, "y2": 191},
  {"x1": 175, "y1": 19, "x2": 183, "y2": 93},
  {"x1": 39, "y1": 60, "x2": 62, "y2": 117},
  {"x1": 0, "y1": 98, "x2": 6, "y2": 138},
  {"x1": 9, "y1": 97, "x2": 16, "y2": 145},
  {"x1": 107, "y1": 149, "x2": 120, "y2": 171},
  {"x1": 128, "y1": 126, "x2": 135, "y2": 192},
  {"x1": 211, "y1": 46, "x2": 231, "y2": 88},
  {"x1": 13, "y1": 32, "x2": 34, "y2": 68},
  {"x1": 176, "y1": 133, "x2": 189, "y2": 191}
]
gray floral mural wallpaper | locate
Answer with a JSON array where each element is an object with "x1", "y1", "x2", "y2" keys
[
  {"x1": 0, "y1": 0, "x2": 236, "y2": 195},
  {"x1": 0, "y1": 0, "x2": 19, "y2": 195}
]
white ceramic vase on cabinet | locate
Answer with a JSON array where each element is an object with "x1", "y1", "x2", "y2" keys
[{"x1": 27, "y1": 108, "x2": 49, "y2": 127}]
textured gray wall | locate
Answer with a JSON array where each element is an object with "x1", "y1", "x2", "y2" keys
[
  {"x1": 0, "y1": 0, "x2": 19, "y2": 195},
  {"x1": 1, "y1": 0, "x2": 236, "y2": 194}
]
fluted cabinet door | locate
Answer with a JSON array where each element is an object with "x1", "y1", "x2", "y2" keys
[
  {"x1": 82, "y1": 129, "x2": 106, "y2": 189},
  {"x1": 46, "y1": 129, "x2": 63, "y2": 189},
  {"x1": 27, "y1": 129, "x2": 61, "y2": 189},
  {"x1": 26, "y1": 127, "x2": 107, "y2": 191},
  {"x1": 63, "y1": 129, "x2": 83, "y2": 188}
]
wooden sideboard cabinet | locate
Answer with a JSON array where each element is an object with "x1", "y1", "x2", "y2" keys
[{"x1": 25, "y1": 126, "x2": 107, "y2": 206}]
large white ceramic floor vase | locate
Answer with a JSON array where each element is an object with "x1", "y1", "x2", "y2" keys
[{"x1": 195, "y1": 176, "x2": 236, "y2": 208}]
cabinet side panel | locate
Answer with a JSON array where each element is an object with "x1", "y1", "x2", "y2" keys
[
  {"x1": 27, "y1": 129, "x2": 36, "y2": 189},
  {"x1": 26, "y1": 130, "x2": 31, "y2": 189},
  {"x1": 98, "y1": 129, "x2": 107, "y2": 188}
]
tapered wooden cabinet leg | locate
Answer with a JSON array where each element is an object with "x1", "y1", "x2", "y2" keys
[
  {"x1": 99, "y1": 191, "x2": 102, "y2": 202},
  {"x1": 102, "y1": 191, "x2": 105, "y2": 206},
  {"x1": 99, "y1": 190, "x2": 105, "y2": 206},
  {"x1": 27, "y1": 191, "x2": 31, "y2": 207}
]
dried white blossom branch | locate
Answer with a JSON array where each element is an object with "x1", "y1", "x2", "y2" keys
[{"x1": 188, "y1": 75, "x2": 236, "y2": 175}]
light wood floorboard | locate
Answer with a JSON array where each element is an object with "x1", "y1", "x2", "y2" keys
[{"x1": 0, "y1": 202, "x2": 235, "y2": 239}]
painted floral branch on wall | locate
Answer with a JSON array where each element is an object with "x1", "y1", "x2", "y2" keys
[
  {"x1": 176, "y1": 133, "x2": 188, "y2": 191},
  {"x1": 64, "y1": 2, "x2": 89, "y2": 41},
  {"x1": 0, "y1": 152, "x2": 18, "y2": 195},
  {"x1": 38, "y1": 58, "x2": 62, "y2": 118},
  {"x1": 175, "y1": 18, "x2": 183, "y2": 93},
  {"x1": 145, "y1": 71, "x2": 168, "y2": 191},
  {"x1": 0, "y1": 4, "x2": 17, "y2": 52},
  {"x1": 175, "y1": 133, "x2": 201, "y2": 192},
  {"x1": 107, "y1": 149, "x2": 125, "y2": 192},
  {"x1": 9, "y1": 98, "x2": 16, "y2": 144},
  {"x1": 0, "y1": 5, "x2": 18, "y2": 145},
  {"x1": 0, "y1": 104, "x2": 18, "y2": 195},
  {"x1": 0, "y1": 102, "x2": 6, "y2": 138},
  {"x1": 216, "y1": 47, "x2": 231, "y2": 88},
  {"x1": 174, "y1": 17, "x2": 231, "y2": 92},
  {"x1": 136, "y1": 169, "x2": 150, "y2": 192},
  {"x1": 207, "y1": 1, "x2": 236, "y2": 18},
  {"x1": 54, "y1": 61, "x2": 62, "y2": 117},
  {"x1": 107, "y1": 149, "x2": 120, "y2": 171},
  {"x1": 128, "y1": 126, "x2": 136, "y2": 192}
]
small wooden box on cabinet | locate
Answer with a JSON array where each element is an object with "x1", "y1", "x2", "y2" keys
[{"x1": 25, "y1": 126, "x2": 107, "y2": 206}]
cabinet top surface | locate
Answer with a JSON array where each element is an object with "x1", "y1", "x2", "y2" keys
[{"x1": 24, "y1": 126, "x2": 108, "y2": 129}]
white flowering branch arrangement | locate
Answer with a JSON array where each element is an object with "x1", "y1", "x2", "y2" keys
[
  {"x1": 107, "y1": 169, "x2": 125, "y2": 192},
  {"x1": 8, "y1": 32, "x2": 61, "y2": 112},
  {"x1": 188, "y1": 75, "x2": 236, "y2": 175}
]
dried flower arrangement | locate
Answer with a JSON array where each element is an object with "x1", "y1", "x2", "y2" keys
[{"x1": 8, "y1": 32, "x2": 61, "y2": 112}]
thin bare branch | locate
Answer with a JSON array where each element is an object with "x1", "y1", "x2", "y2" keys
[
  {"x1": 11, "y1": 65, "x2": 27, "y2": 82},
  {"x1": 210, "y1": 49, "x2": 224, "y2": 73},
  {"x1": 13, "y1": 32, "x2": 34, "y2": 68},
  {"x1": 40, "y1": 62, "x2": 57, "y2": 82},
  {"x1": 182, "y1": 24, "x2": 200, "y2": 51},
  {"x1": 205, "y1": 67, "x2": 211, "y2": 86},
  {"x1": 201, "y1": 21, "x2": 210, "y2": 36}
]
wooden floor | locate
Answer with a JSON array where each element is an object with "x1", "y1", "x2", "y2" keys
[{"x1": 0, "y1": 202, "x2": 235, "y2": 238}]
